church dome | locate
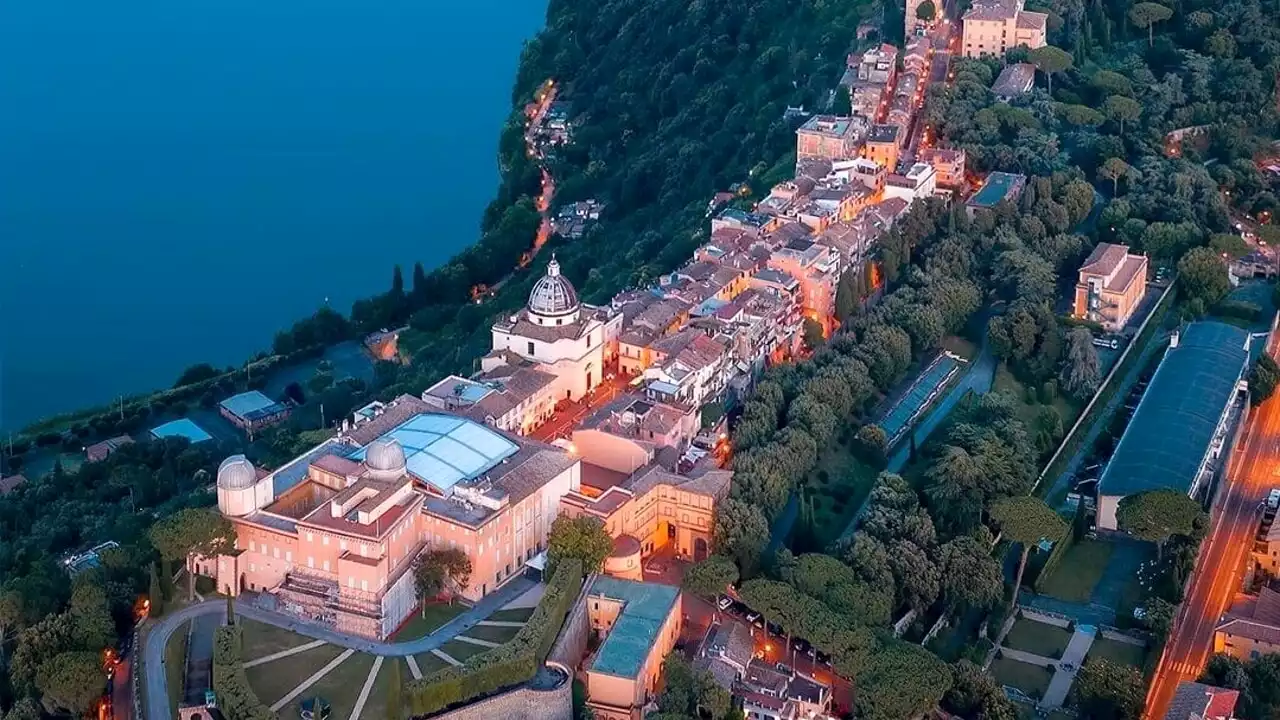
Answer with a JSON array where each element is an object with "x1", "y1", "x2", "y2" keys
[
  {"x1": 365, "y1": 437, "x2": 407, "y2": 478},
  {"x1": 528, "y1": 256, "x2": 580, "y2": 318},
  {"x1": 217, "y1": 455, "x2": 258, "y2": 491}
]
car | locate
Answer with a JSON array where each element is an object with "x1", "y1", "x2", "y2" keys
[
  {"x1": 776, "y1": 662, "x2": 794, "y2": 674},
  {"x1": 745, "y1": 611, "x2": 761, "y2": 625},
  {"x1": 792, "y1": 638, "x2": 811, "y2": 654},
  {"x1": 766, "y1": 621, "x2": 784, "y2": 636},
  {"x1": 717, "y1": 595, "x2": 733, "y2": 611}
]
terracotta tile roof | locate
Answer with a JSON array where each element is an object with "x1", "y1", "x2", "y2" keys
[
  {"x1": 1107, "y1": 255, "x2": 1147, "y2": 292},
  {"x1": 311, "y1": 454, "x2": 363, "y2": 478},
  {"x1": 500, "y1": 315, "x2": 593, "y2": 343},
  {"x1": 1164, "y1": 681, "x2": 1240, "y2": 720},
  {"x1": 1017, "y1": 10, "x2": 1048, "y2": 28},
  {"x1": 86, "y1": 435, "x2": 135, "y2": 463},
  {"x1": 1218, "y1": 586, "x2": 1280, "y2": 646},
  {"x1": 1081, "y1": 242, "x2": 1130, "y2": 276},
  {"x1": 0, "y1": 474, "x2": 27, "y2": 495}
]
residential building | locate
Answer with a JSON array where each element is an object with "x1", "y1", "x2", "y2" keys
[
  {"x1": 581, "y1": 577, "x2": 683, "y2": 720},
  {"x1": 903, "y1": 38, "x2": 931, "y2": 76},
  {"x1": 1163, "y1": 681, "x2": 1240, "y2": 720},
  {"x1": 965, "y1": 172, "x2": 1027, "y2": 216},
  {"x1": 364, "y1": 327, "x2": 406, "y2": 362},
  {"x1": 850, "y1": 83, "x2": 889, "y2": 121},
  {"x1": 795, "y1": 115, "x2": 869, "y2": 162},
  {"x1": 193, "y1": 395, "x2": 581, "y2": 638},
  {"x1": 560, "y1": 460, "x2": 731, "y2": 563},
  {"x1": 1252, "y1": 495, "x2": 1280, "y2": 581},
  {"x1": 736, "y1": 659, "x2": 834, "y2": 720},
  {"x1": 712, "y1": 208, "x2": 779, "y2": 237},
  {"x1": 883, "y1": 163, "x2": 938, "y2": 204},
  {"x1": 1097, "y1": 323, "x2": 1250, "y2": 530},
  {"x1": 85, "y1": 435, "x2": 134, "y2": 463},
  {"x1": 1073, "y1": 243, "x2": 1149, "y2": 332},
  {"x1": 831, "y1": 158, "x2": 887, "y2": 193},
  {"x1": 151, "y1": 418, "x2": 213, "y2": 444},
  {"x1": 488, "y1": 256, "x2": 623, "y2": 403},
  {"x1": 853, "y1": 44, "x2": 898, "y2": 85},
  {"x1": 219, "y1": 390, "x2": 291, "y2": 435},
  {"x1": 573, "y1": 393, "x2": 700, "y2": 466},
  {"x1": 1215, "y1": 585, "x2": 1280, "y2": 660},
  {"x1": 768, "y1": 238, "x2": 841, "y2": 335},
  {"x1": 0, "y1": 474, "x2": 26, "y2": 496},
  {"x1": 618, "y1": 297, "x2": 695, "y2": 376},
  {"x1": 863, "y1": 124, "x2": 902, "y2": 172},
  {"x1": 421, "y1": 367, "x2": 559, "y2": 436},
  {"x1": 641, "y1": 327, "x2": 731, "y2": 408},
  {"x1": 918, "y1": 148, "x2": 967, "y2": 188},
  {"x1": 961, "y1": 0, "x2": 1048, "y2": 57},
  {"x1": 991, "y1": 62, "x2": 1037, "y2": 100}
]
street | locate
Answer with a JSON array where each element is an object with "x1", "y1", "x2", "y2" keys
[
  {"x1": 529, "y1": 370, "x2": 630, "y2": 443},
  {"x1": 1144, "y1": 336, "x2": 1279, "y2": 718}
]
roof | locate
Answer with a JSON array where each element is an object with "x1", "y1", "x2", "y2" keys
[
  {"x1": 991, "y1": 63, "x2": 1036, "y2": 97},
  {"x1": 0, "y1": 475, "x2": 27, "y2": 495},
  {"x1": 1164, "y1": 681, "x2": 1240, "y2": 720},
  {"x1": 587, "y1": 577, "x2": 681, "y2": 679},
  {"x1": 1099, "y1": 322, "x2": 1249, "y2": 498},
  {"x1": 85, "y1": 435, "x2": 134, "y2": 463},
  {"x1": 1081, "y1": 242, "x2": 1131, "y2": 276},
  {"x1": 703, "y1": 622, "x2": 755, "y2": 670},
  {"x1": 1017, "y1": 10, "x2": 1048, "y2": 29},
  {"x1": 151, "y1": 418, "x2": 213, "y2": 443},
  {"x1": 968, "y1": 172, "x2": 1026, "y2": 208},
  {"x1": 219, "y1": 390, "x2": 288, "y2": 422},
  {"x1": 868, "y1": 124, "x2": 900, "y2": 144},
  {"x1": 348, "y1": 412, "x2": 520, "y2": 493}
]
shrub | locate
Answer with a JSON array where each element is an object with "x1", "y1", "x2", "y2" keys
[
  {"x1": 211, "y1": 626, "x2": 274, "y2": 720},
  {"x1": 405, "y1": 559, "x2": 583, "y2": 716}
]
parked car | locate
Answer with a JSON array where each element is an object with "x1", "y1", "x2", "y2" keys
[
  {"x1": 746, "y1": 611, "x2": 762, "y2": 626},
  {"x1": 717, "y1": 595, "x2": 733, "y2": 611},
  {"x1": 776, "y1": 662, "x2": 794, "y2": 675}
]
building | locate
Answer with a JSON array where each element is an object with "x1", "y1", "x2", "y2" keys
[
  {"x1": 582, "y1": 577, "x2": 682, "y2": 720},
  {"x1": 192, "y1": 395, "x2": 581, "y2": 638},
  {"x1": 961, "y1": 0, "x2": 1048, "y2": 57},
  {"x1": 863, "y1": 124, "x2": 902, "y2": 172},
  {"x1": 219, "y1": 390, "x2": 291, "y2": 435},
  {"x1": 831, "y1": 158, "x2": 887, "y2": 193},
  {"x1": 364, "y1": 327, "x2": 407, "y2": 362},
  {"x1": 965, "y1": 172, "x2": 1027, "y2": 217},
  {"x1": 1073, "y1": 243, "x2": 1149, "y2": 332},
  {"x1": 1096, "y1": 323, "x2": 1250, "y2": 530},
  {"x1": 1163, "y1": 681, "x2": 1240, "y2": 720},
  {"x1": 768, "y1": 238, "x2": 840, "y2": 335},
  {"x1": 573, "y1": 394, "x2": 701, "y2": 461},
  {"x1": 906, "y1": 0, "x2": 932, "y2": 34},
  {"x1": 151, "y1": 418, "x2": 213, "y2": 444},
  {"x1": 883, "y1": 163, "x2": 938, "y2": 204},
  {"x1": 991, "y1": 62, "x2": 1037, "y2": 100},
  {"x1": 0, "y1": 474, "x2": 26, "y2": 496},
  {"x1": 737, "y1": 659, "x2": 834, "y2": 720},
  {"x1": 1251, "y1": 494, "x2": 1280, "y2": 581},
  {"x1": 421, "y1": 368, "x2": 559, "y2": 436},
  {"x1": 795, "y1": 116, "x2": 868, "y2": 162},
  {"x1": 85, "y1": 435, "x2": 134, "y2": 463},
  {"x1": 488, "y1": 256, "x2": 623, "y2": 403},
  {"x1": 918, "y1": 148, "x2": 966, "y2": 188},
  {"x1": 853, "y1": 44, "x2": 898, "y2": 85},
  {"x1": 1215, "y1": 585, "x2": 1280, "y2": 661},
  {"x1": 696, "y1": 621, "x2": 756, "y2": 690}
]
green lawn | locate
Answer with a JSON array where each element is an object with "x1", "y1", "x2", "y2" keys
[
  {"x1": 1087, "y1": 636, "x2": 1147, "y2": 668},
  {"x1": 239, "y1": 618, "x2": 316, "y2": 661},
  {"x1": 488, "y1": 607, "x2": 535, "y2": 622},
  {"x1": 992, "y1": 364, "x2": 1081, "y2": 437},
  {"x1": 358, "y1": 658, "x2": 400, "y2": 720},
  {"x1": 165, "y1": 620, "x2": 190, "y2": 718},
  {"x1": 1036, "y1": 539, "x2": 1114, "y2": 604},
  {"x1": 245, "y1": 643, "x2": 345, "y2": 706},
  {"x1": 1002, "y1": 618, "x2": 1072, "y2": 659},
  {"x1": 439, "y1": 639, "x2": 488, "y2": 662},
  {"x1": 461, "y1": 623, "x2": 522, "y2": 644},
  {"x1": 280, "y1": 652, "x2": 375, "y2": 720},
  {"x1": 390, "y1": 603, "x2": 467, "y2": 641},
  {"x1": 942, "y1": 335, "x2": 978, "y2": 360},
  {"x1": 413, "y1": 651, "x2": 454, "y2": 676},
  {"x1": 989, "y1": 656, "x2": 1054, "y2": 700}
]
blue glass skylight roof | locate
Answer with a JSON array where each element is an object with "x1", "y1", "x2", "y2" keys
[{"x1": 350, "y1": 413, "x2": 519, "y2": 491}]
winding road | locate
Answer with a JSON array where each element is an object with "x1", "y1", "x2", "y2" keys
[{"x1": 143, "y1": 578, "x2": 532, "y2": 720}]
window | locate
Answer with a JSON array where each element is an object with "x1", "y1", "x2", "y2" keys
[
  {"x1": 322, "y1": 536, "x2": 329, "y2": 546},
  {"x1": 361, "y1": 580, "x2": 368, "y2": 591},
  {"x1": 306, "y1": 532, "x2": 313, "y2": 542},
  {"x1": 308, "y1": 556, "x2": 315, "y2": 568},
  {"x1": 249, "y1": 540, "x2": 257, "y2": 552},
  {"x1": 249, "y1": 563, "x2": 256, "y2": 572},
  {"x1": 286, "y1": 551, "x2": 292, "y2": 562},
  {"x1": 527, "y1": 341, "x2": 535, "y2": 355},
  {"x1": 323, "y1": 560, "x2": 331, "y2": 572},
  {"x1": 273, "y1": 547, "x2": 280, "y2": 559},
  {"x1": 340, "y1": 540, "x2": 348, "y2": 552},
  {"x1": 349, "y1": 577, "x2": 355, "y2": 588},
  {"x1": 361, "y1": 544, "x2": 369, "y2": 556}
]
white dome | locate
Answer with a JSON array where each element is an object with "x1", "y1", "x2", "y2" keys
[
  {"x1": 528, "y1": 256, "x2": 580, "y2": 317},
  {"x1": 365, "y1": 437, "x2": 407, "y2": 478},
  {"x1": 217, "y1": 455, "x2": 257, "y2": 491}
]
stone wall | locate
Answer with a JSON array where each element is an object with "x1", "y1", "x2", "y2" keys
[
  {"x1": 549, "y1": 573, "x2": 593, "y2": 668},
  {"x1": 429, "y1": 663, "x2": 573, "y2": 720}
]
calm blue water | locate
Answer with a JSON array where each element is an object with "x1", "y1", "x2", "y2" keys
[{"x1": 0, "y1": 0, "x2": 546, "y2": 430}]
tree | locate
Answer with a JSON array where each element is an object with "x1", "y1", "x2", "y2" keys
[
  {"x1": 149, "y1": 507, "x2": 237, "y2": 600},
  {"x1": 1061, "y1": 327, "x2": 1102, "y2": 400},
  {"x1": 35, "y1": 650, "x2": 105, "y2": 715},
  {"x1": 943, "y1": 660, "x2": 1020, "y2": 720},
  {"x1": 1143, "y1": 597, "x2": 1176, "y2": 638},
  {"x1": 173, "y1": 363, "x2": 221, "y2": 388},
  {"x1": 1029, "y1": 46, "x2": 1073, "y2": 96},
  {"x1": 0, "y1": 590, "x2": 23, "y2": 661},
  {"x1": 1129, "y1": 2, "x2": 1173, "y2": 46},
  {"x1": 386, "y1": 655, "x2": 403, "y2": 720},
  {"x1": 413, "y1": 547, "x2": 474, "y2": 609},
  {"x1": 714, "y1": 498, "x2": 770, "y2": 575},
  {"x1": 802, "y1": 317, "x2": 825, "y2": 351},
  {"x1": 2, "y1": 699, "x2": 42, "y2": 720},
  {"x1": 391, "y1": 264, "x2": 405, "y2": 296},
  {"x1": 1103, "y1": 95, "x2": 1142, "y2": 135},
  {"x1": 835, "y1": 269, "x2": 859, "y2": 324},
  {"x1": 989, "y1": 496, "x2": 1067, "y2": 605},
  {"x1": 682, "y1": 555, "x2": 739, "y2": 604},
  {"x1": 1177, "y1": 247, "x2": 1231, "y2": 312},
  {"x1": 854, "y1": 424, "x2": 889, "y2": 468},
  {"x1": 1116, "y1": 490, "x2": 1204, "y2": 559},
  {"x1": 855, "y1": 642, "x2": 954, "y2": 720},
  {"x1": 547, "y1": 515, "x2": 614, "y2": 576},
  {"x1": 938, "y1": 536, "x2": 1003, "y2": 611},
  {"x1": 1250, "y1": 354, "x2": 1280, "y2": 407},
  {"x1": 1072, "y1": 658, "x2": 1145, "y2": 719},
  {"x1": 1210, "y1": 233, "x2": 1251, "y2": 259},
  {"x1": 1058, "y1": 103, "x2": 1105, "y2": 127},
  {"x1": 1098, "y1": 157, "x2": 1134, "y2": 196},
  {"x1": 68, "y1": 580, "x2": 116, "y2": 651},
  {"x1": 656, "y1": 654, "x2": 733, "y2": 720},
  {"x1": 226, "y1": 593, "x2": 235, "y2": 626},
  {"x1": 917, "y1": 0, "x2": 937, "y2": 22},
  {"x1": 148, "y1": 563, "x2": 163, "y2": 617}
]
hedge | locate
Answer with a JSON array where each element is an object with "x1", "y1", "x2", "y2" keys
[
  {"x1": 1031, "y1": 504, "x2": 1081, "y2": 593},
  {"x1": 212, "y1": 625, "x2": 275, "y2": 720},
  {"x1": 405, "y1": 559, "x2": 583, "y2": 717}
]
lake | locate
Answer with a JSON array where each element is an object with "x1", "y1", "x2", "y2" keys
[{"x1": 0, "y1": 0, "x2": 547, "y2": 431}]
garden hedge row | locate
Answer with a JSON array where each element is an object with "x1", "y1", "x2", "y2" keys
[
  {"x1": 405, "y1": 559, "x2": 583, "y2": 717},
  {"x1": 212, "y1": 625, "x2": 276, "y2": 720}
]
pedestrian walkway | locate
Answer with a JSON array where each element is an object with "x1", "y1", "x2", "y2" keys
[
  {"x1": 1042, "y1": 626, "x2": 1097, "y2": 708},
  {"x1": 347, "y1": 656, "x2": 384, "y2": 720},
  {"x1": 431, "y1": 648, "x2": 462, "y2": 666},
  {"x1": 269, "y1": 648, "x2": 355, "y2": 712},
  {"x1": 243, "y1": 639, "x2": 327, "y2": 668},
  {"x1": 476, "y1": 620, "x2": 525, "y2": 628},
  {"x1": 406, "y1": 655, "x2": 423, "y2": 680},
  {"x1": 454, "y1": 635, "x2": 499, "y2": 648}
]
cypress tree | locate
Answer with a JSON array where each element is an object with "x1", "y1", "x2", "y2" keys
[
  {"x1": 148, "y1": 563, "x2": 163, "y2": 617},
  {"x1": 226, "y1": 594, "x2": 235, "y2": 626}
]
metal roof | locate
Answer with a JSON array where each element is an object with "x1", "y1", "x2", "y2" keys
[
  {"x1": 348, "y1": 413, "x2": 519, "y2": 492},
  {"x1": 219, "y1": 390, "x2": 287, "y2": 422},
  {"x1": 150, "y1": 418, "x2": 213, "y2": 443},
  {"x1": 588, "y1": 577, "x2": 680, "y2": 679},
  {"x1": 1099, "y1": 322, "x2": 1249, "y2": 498}
]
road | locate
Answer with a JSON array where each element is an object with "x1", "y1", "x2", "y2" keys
[
  {"x1": 1144, "y1": 339, "x2": 1279, "y2": 718},
  {"x1": 529, "y1": 371, "x2": 629, "y2": 443}
]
